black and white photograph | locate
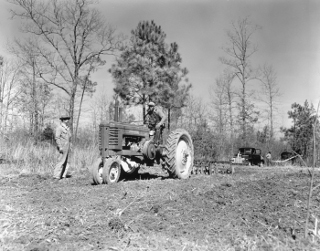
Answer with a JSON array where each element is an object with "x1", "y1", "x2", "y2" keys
[{"x1": 0, "y1": 0, "x2": 320, "y2": 250}]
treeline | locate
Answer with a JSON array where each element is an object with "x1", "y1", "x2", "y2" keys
[
  {"x1": 167, "y1": 96, "x2": 319, "y2": 165},
  {"x1": 0, "y1": 0, "x2": 319, "y2": 165}
]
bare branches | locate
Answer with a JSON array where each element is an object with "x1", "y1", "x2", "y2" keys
[
  {"x1": 8, "y1": 0, "x2": 121, "y2": 132},
  {"x1": 220, "y1": 17, "x2": 260, "y2": 144},
  {"x1": 0, "y1": 58, "x2": 22, "y2": 132},
  {"x1": 256, "y1": 63, "x2": 282, "y2": 140}
]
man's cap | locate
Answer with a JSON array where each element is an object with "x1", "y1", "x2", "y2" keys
[
  {"x1": 60, "y1": 114, "x2": 71, "y2": 121},
  {"x1": 148, "y1": 101, "x2": 155, "y2": 107}
]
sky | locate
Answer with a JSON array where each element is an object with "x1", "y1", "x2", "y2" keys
[{"x1": 0, "y1": 0, "x2": 320, "y2": 130}]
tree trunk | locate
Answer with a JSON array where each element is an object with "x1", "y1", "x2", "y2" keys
[
  {"x1": 241, "y1": 85, "x2": 246, "y2": 145},
  {"x1": 0, "y1": 67, "x2": 5, "y2": 132},
  {"x1": 75, "y1": 80, "x2": 87, "y2": 141},
  {"x1": 270, "y1": 96, "x2": 274, "y2": 140},
  {"x1": 228, "y1": 92, "x2": 234, "y2": 157},
  {"x1": 4, "y1": 78, "x2": 14, "y2": 133},
  {"x1": 69, "y1": 91, "x2": 75, "y2": 131},
  {"x1": 32, "y1": 60, "x2": 39, "y2": 142},
  {"x1": 69, "y1": 69, "x2": 79, "y2": 138},
  {"x1": 240, "y1": 69, "x2": 248, "y2": 145}
]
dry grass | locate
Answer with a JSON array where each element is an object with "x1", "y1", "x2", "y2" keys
[{"x1": 0, "y1": 139, "x2": 99, "y2": 177}]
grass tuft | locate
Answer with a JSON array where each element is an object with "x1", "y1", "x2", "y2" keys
[{"x1": 0, "y1": 138, "x2": 99, "y2": 177}]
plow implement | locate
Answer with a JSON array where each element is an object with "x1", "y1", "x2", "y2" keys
[
  {"x1": 272, "y1": 154, "x2": 302, "y2": 166},
  {"x1": 191, "y1": 160, "x2": 236, "y2": 175}
]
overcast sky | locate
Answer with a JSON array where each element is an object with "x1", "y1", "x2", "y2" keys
[{"x1": 0, "y1": 0, "x2": 319, "y2": 129}]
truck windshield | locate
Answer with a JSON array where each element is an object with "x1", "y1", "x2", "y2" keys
[{"x1": 244, "y1": 149, "x2": 252, "y2": 154}]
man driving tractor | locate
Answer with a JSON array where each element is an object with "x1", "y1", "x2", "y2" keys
[{"x1": 145, "y1": 101, "x2": 166, "y2": 144}]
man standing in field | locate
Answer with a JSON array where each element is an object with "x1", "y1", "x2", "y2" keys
[
  {"x1": 53, "y1": 115, "x2": 72, "y2": 180},
  {"x1": 145, "y1": 101, "x2": 166, "y2": 144},
  {"x1": 266, "y1": 151, "x2": 272, "y2": 167}
]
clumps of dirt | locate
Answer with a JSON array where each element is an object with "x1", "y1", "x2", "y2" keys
[
  {"x1": 26, "y1": 244, "x2": 50, "y2": 251},
  {"x1": 1, "y1": 166, "x2": 320, "y2": 250},
  {"x1": 108, "y1": 217, "x2": 126, "y2": 233},
  {"x1": 150, "y1": 204, "x2": 161, "y2": 214}
]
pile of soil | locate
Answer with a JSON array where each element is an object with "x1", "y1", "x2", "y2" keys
[{"x1": 0, "y1": 166, "x2": 319, "y2": 250}]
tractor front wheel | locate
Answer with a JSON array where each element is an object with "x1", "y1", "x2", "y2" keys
[
  {"x1": 164, "y1": 129, "x2": 194, "y2": 179},
  {"x1": 90, "y1": 158, "x2": 104, "y2": 185},
  {"x1": 102, "y1": 158, "x2": 122, "y2": 184}
]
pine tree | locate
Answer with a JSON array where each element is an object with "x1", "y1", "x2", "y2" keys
[
  {"x1": 281, "y1": 100, "x2": 317, "y2": 159},
  {"x1": 110, "y1": 20, "x2": 191, "y2": 124}
]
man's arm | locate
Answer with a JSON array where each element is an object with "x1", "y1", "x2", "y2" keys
[
  {"x1": 55, "y1": 126, "x2": 63, "y2": 151},
  {"x1": 155, "y1": 108, "x2": 166, "y2": 128},
  {"x1": 144, "y1": 111, "x2": 150, "y2": 125}
]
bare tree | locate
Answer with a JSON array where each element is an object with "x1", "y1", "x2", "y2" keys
[
  {"x1": 257, "y1": 63, "x2": 281, "y2": 141},
  {"x1": 178, "y1": 96, "x2": 207, "y2": 133},
  {"x1": 9, "y1": 38, "x2": 50, "y2": 138},
  {"x1": 90, "y1": 91, "x2": 110, "y2": 136},
  {"x1": 210, "y1": 69, "x2": 236, "y2": 156},
  {"x1": 74, "y1": 56, "x2": 104, "y2": 140},
  {"x1": 211, "y1": 77, "x2": 228, "y2": 135},
  {"x1": 15, "y1": 70, "x2": 52, "y2": 137},
  {"x1": 210, "y1": 76, "x2": 228, "y2": 159},
  {"x1": 9, "y1": 0, "x2": 121, "y2": 134},
  {"x1": 0, "y1": 58, "x2": 21, "y2": 133},
  {"x1": 220, "y1": 17, "x2": 260, "y2": 144}
]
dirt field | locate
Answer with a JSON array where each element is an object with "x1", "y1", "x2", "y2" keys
[{"x1": 1, "y1": 165, "x2": 320, "y2": 251}]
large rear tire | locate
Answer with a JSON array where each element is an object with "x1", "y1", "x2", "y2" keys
[{"x1": 163, "y1": 129, "x2": 194, "y2": 179}]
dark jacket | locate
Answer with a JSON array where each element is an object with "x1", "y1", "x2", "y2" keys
[{"x1": 146, "y1": 107, "x2": 166, "y2": 129}]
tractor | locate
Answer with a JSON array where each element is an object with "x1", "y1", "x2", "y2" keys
[{"x1": 90, "y1": 106, "x2": 194, "y2": 184}]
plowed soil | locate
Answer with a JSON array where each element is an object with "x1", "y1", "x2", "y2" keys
[{"x1": 1, "y1": 165, "x2": 320, "y2": 251}]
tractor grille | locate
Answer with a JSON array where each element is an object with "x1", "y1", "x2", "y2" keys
[
  {"x1": 109, "y1": 127, "x2": 119, "y2": 146},
  {"x1": 99, "y1": 126, "x2": 120, "y2": 149}
]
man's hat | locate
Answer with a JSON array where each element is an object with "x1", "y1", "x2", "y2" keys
[
  {"x1": 148, "y1": 101, "x2": 155, "y2": 107},
  {"x1": 60, "y1": 114, "x2": 71, "y2": 121}
]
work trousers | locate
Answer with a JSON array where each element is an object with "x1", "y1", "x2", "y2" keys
[
  {"x1": 53, "y1": 143, "x2": 71, "y2": 179},
  {"x1": 149, "y1": 126, "x2": 164, "y2": 145},
  {"x1": 266, "y1": 159, "x2": 272, "y2": 166}
]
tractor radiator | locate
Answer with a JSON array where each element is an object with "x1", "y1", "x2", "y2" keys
[
  {"x1": 108, "y1": 127, "x2": 120, "y2": 146},
  {"x1": 99, "y1": 123, "x2": 122, "y2": 157}
]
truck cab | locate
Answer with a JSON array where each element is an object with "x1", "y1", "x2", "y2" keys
[{"x1": 232, "y1": 147, "x2": 264, "y2": 166}]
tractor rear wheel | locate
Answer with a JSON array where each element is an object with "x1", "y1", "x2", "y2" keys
[
  {"x1": 102, "y1": 158, "x2": 122, "y2": 184},
  {"x1": 91, "y1": 158, "x2": 104, "y2": 185},
  {"x1": 163, "y1": 129, "x2": 194, "y2": 179}
]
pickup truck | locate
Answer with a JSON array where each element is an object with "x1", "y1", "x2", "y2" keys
[{"x1": 231, "y1": 147, "x2": 264, "y2": 167}]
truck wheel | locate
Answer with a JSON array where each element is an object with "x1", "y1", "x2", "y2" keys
[
  {"x1": 164, "y1": 129, "x2": 194, "y2": 179},
  {"x1": 91, "y1": 158, "x2": 104, "y2": 185},
  {"x1": 102, "y1": 158, "x2": 122, "y2": 184}
]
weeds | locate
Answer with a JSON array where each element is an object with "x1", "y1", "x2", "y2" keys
[{"x1": 0, "y1": 137, "x2": 99, "y2": 176}]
